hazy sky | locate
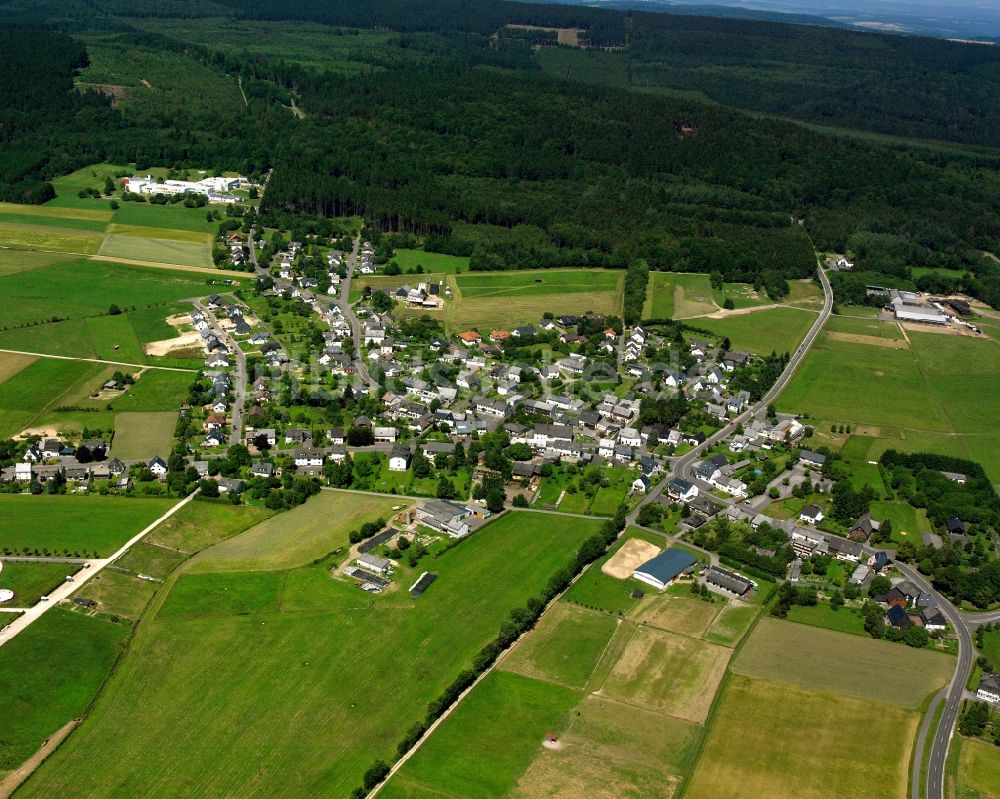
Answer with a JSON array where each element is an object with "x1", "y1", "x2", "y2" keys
[{"x1": 657, "y1": 0, "x2": 1000, "y2": 38}]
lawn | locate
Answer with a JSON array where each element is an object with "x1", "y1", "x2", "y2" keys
[
  {"x1": 957, "y1": 738, "x2": 1000, "y2": 799},
  {"x1": 447, "y1": 269, "x2": 623, "y2": 331},
  {"x1": 0, "y1": 495, "x2": 174, "y2": 557},
  {"x1": 693, "y1": 306, "x2": 818, "y2": 355},
  {"x1": 189, "y1": 490, "x2": 404, "y2": 572},
  {"x1": 98, "y1": 233, "x2": 212, "y2": 267},
  {"x1": 870, "y1": 499, "x2": 932, "y2": 543},
  {"x1": 0, "y1": 561, "x2": 73, "y2": 607},
  {"x1": 391, "y1": 248, "x2": 469, "y2": 273},
  {"x1": 0, "y1": 608, "x2": 128, "y2": 774},
  {"x1": 111, "y1": 411, "x2": 177, "y2": 460},
  {"x1": 596, "y1": 624, "x2": 730, "y2": 722},
  {"x1": 500, "y1": 603, "x2": 618, "y2": 690},
  {"x1": 685, "y1": 676, "x2": 918, "y2": 799},
  {"x1": 379, "y1": 671, "x2": 581, "y2": 799},
  {"x1": 20, "y1": 508, "x2": 603, "y2": 798},
  {"x1": 733, "y1": 617, "x2": 952, "y2": 708},
  {"x1": 779, "y1": 321, "x2": 1000, "y2": 485},
  {"x1": 0, "y1": 259, "x2": 213, "y2": 328},
  {"x1": 702, "y1": 601, "x2": 759, "y2": 647}
]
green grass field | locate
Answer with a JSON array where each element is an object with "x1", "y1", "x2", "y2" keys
[
  {"x1": 111, "y1": 202, "x2": 219, "y2": 233},
  {"x1": 0, "y1": 495, "x2": 174, "y2": 557},
  {"x1": 597, "y1": 624, "x2": 730, "y2": 722},
  {"x1": 957, "y1": 738, "x2": 1000, "y2": 799},
  {"x1": 0, "y1": 210, "x2": 107, "y2": 233},
  {"x1": 0, "y1": 250, "x2": 71, "y2": 277},
  {"x1": 693, "y1": 306, "x2": 818, "y2": 355},
  {"x1": 392, "y1": 248, "x2": 469, "y2": 273},
  {"x1": 685, "y1": 676, "x2": 918, "y2": 799},
  {"x1": 702, "y1": 601, "x2": 759, "y2": 647},
  {"x1": 779, "y1": 323, "x2": 1000, "y2": 484},
  {"x1": 500, "y1": 603, "x2": 618, "y2": 690},
  {"x1": 146, "y1": 501, "x2": 275, "y2": 554},
  {"x1": 0, "y1": 561, "x2": 73, "y2": 607},
  {"x1": 633, "y1": 594, "x2": 720, "y2": 638},
  {"x1": 99, "y1": 234, "x2": 212, "y2": 267},
  {"x1": 380, "y1": 671, "x2": 581, "y2": 799},
  {"x1": 85, "y1": 314, "x2": 146, "y2": 362},
  {"x1": 643, "y1": 272, "x2": 718, "y2": 319},
  {"x1": 0, "y1": 259, "x2": 212, "y2": 329},
  {"x1": 0, "y1": 357, "x2": 105, "y2": 437},
  {"x1": 786, "y1": 602, "x2": 868, "y2": 635},
  {"x1": 0, "y1": 608, "x2": 128, "y2": 774},
  {"x1": 111, "y1": 411, "x2": 177, "y2": 460},
  {"x1": 446, "y1": 269, "x2": 623, "y2": 331},
  {"x1": 158, "y1": 571, "x2": 285, "y2": 618},
  {"x1": 0, "y1": 221, "x2": 104, "y2": 255},
  {"x1": 20, "y1": 506, "x2": 603, "y2": 798},
  {"x1": 733, "y1": 617, "x2": 952, "y2": 708}
]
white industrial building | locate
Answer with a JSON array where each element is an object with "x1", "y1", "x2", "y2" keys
[
  {"x1": 890, "y1": 290, "x2": 948, "y2": 325},
  {"x1": 124, "y1": 175, "x2": 242, "y2": 204}
]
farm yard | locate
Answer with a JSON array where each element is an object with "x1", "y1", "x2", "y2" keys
[
  {"x1": 18, "y1": 506, "x2": 603, "y2": 798},
  {"x1": 446, "y1": 269, "x2": 624, "y2": 331},
  {"x1": 778, "y1": 319, "x2": 1000, "y2": 484}
]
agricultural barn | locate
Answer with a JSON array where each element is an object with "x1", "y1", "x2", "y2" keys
[
  {"x1": 704, "y1": 566, "x2": 754, "y2": 597},
  {"x1": 633, "y1": 548, "x2": 698, "y2": 591}
]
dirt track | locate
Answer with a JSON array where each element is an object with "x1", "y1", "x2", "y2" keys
[{"x1": 0, "y1": 719, "x2": 79, "y2": 798}]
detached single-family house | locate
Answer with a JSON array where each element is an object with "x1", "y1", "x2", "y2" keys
[
  {"x1": 667, "y1": 478, "x2": 699, "y2": 502},
  {"x1": 800, "y1": 504, "x2": 824, "y2": 525},
  {"x1": 978, "y1": 675, "x2": 1000, "y2": 704},
  {"x1": 148, "y1": 456, "x2": 168, "y2": 477},
  {"x1": 389, "y1": 445, "x2": 411, "y2": 472}
]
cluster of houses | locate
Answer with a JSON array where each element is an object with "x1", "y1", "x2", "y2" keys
[{"x1": 0, "y1": 437, "x2": 166, "y2": 492}]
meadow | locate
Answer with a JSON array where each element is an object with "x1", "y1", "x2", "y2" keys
[
  {"x1": 500, "y1": 603, "x2": 619, "y2": 690},
  {"x1": 0, "y1": 495, "x2": 175, "y2": 556},
  {"x1": 685, "y1": 676, "x2": 918, "y2": 799},
  {"x1": 0, "y1": 250, "x2": 70, "y2": 277},
  {"x1": 0, "y1": 561, "x2": 72, "y2": 607},
  {"x1": 0, "y1": 608, "x2": 128, "y2": 775},
  {"x1": 20, "y1": 506, "x2": 603, "y2": 798},
  {"x1": 0, "y1": 221, "x2": 104, "y2": 256},
  {"x1": 643, "y1": 272, "x2": 717, "y2": 319},
  {"x1": 392, "y1": 248, "x2": 469, "y2": 273},
  {"x1": 0, "y1": 259, "x2": 212, "y2": 329},
  {"x1": 382, "y1": 537, "x2": 733, "y2": 799},
  {"x1": 702, "y1": 602, "x2": 759, "y2": 647},
  {"x1": 733, "y1": 617, "x2": 952, "y2": 708},
  {"x1": 955, "y1": 738, "x2": 1000, "y2": 799},
  {"x1": 0, "y1": 357, "x2": 105, "y2": 438},
  {"x1": 111, "y1": 411, "x2": 177, "y2": 460},
  {"x1": 446, "y1": 269, "x2": 623, "y2": 331},
  {"x1": 779, "y1": 323, "x2": 1000, "y2": 484},
  {"x1": 98, "y1": 234, "x2": 212, "y2": 268},
  {"x1": 692, "y1": 306, "x2": 818, "y2": 356}
]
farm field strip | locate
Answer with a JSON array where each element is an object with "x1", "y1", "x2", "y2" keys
[
  {"x1": 18, "y1": 508, "x2": 604, "y2": 797},
  {"x1": 779, "y1": 320, "x2": 1000, "y2": 483}
]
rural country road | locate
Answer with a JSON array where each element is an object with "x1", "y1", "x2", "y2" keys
[
  {"x1": 627, "y1": 262, "x2": 833, "y2": 525},
  {"x1": 0, "y1": 491, "x2": 196, "y2": 648},
  {"x1": 334, "y1": 237, "x2": 379, "y2": 395},
  {"x1": 897, "y1": 563, "x2": 973, "y2": 799}
]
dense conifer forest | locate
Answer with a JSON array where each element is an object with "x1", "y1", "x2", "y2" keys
[{"x1": 2, "y1": 0, "x2": 1000, "y2": 304}]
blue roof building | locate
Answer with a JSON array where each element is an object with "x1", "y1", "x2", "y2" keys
[{"x1": 633, "y1": 548, "x2": 698, "y2": 590}]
